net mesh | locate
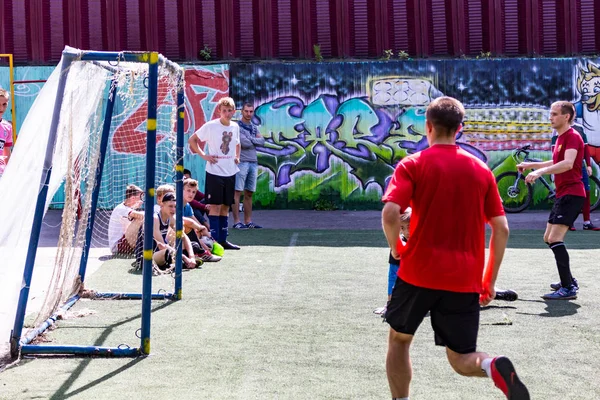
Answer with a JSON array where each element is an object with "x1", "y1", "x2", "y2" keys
[{"x1": 0, "y1": 50, "x2": 183, "y2": 357}]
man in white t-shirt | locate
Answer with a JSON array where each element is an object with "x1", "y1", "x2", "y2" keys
[
  {"x1": 107, "y1": 184, "x2": 144, "y2": 255},
  {"x1": 188, "y1": 97, "x2": 241, "y2": 250}
]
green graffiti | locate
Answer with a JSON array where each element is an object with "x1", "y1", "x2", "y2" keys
[
  {"x1": 335, "y1": 98, "x2": 379, "y2": 148},
  {"x1": 255, "y1": 102, "x2": 304, "y2": 143},
  {"x1": 302, "y1": 97, "x2": 333, "y2": 141}
]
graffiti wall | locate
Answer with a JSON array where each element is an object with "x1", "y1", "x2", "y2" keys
[
  {"x1": 230, "y1": 59, "x2": 600, "y2": 210},
  {"x1": 3, "y1": 59, "x2": 600, "y2": 210}
]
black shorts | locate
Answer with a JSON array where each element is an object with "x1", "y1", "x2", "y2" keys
[
  {"x1": 205, "y1": 172, "x2": 235, "y2": 206},
  {"x1": 385, "y1": 278, "x2": 480, "y2": 354},
  {"x1": 548, "y1": 195, "x2": 585, "y2": 226}
]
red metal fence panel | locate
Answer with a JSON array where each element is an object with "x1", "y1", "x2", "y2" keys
[{"x1": 1, "y1": 0, "x2": 600, "y2": 64}]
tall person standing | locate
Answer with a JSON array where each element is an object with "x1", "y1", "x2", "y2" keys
[
  {"x1": 188, "y1": 97, "x2": 241, "y2": 250},
  {"x1": 232, "y1": 102, "x2": 265, "y2": 230},
  {"x1": 518, "y1": 101, "x2": 586, "y2": 299},
  {"x1": 382, "y1": 97, "x2": 529, "y2": 399}
]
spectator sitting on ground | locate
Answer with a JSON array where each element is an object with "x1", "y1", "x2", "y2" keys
[
  {"x1": 152, "y1": 192, "x2": 198, "y2": 270},
  {"x1": 183, "y1": 178, "x2": 221, "y2": 262},
  {"x1": 183, "y1": 169, "x2": 210, "y2": 230},
  {"x1": 107, "y1": 184, "x2": 144, "y2": 257}
]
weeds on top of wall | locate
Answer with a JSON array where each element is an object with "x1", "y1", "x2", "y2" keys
[
  {"x1": 199, "y1": 45, "x2": 212, "y2": 61},
  {"x1": 313, "y1": 44, "x2": 324, "y2": 62}
]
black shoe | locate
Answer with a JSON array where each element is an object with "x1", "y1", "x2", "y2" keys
[
  {"x1": 495, "y1": 289, "x2": 518, "y2": 302},
  {"x1": 219, "y1": 241, "x2": 241, "y2": 250},
  {"x1": 491, "y1": 356, "x2": 530, "y2": 399}
]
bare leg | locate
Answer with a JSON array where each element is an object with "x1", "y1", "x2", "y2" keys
[
  {"x1": 243, "y1": 189, "x2": 253, "y2": 224},
  {"x1": 386, "y1": 329, "x2": 413, "y2": 398},
  {"x1": 232, "y1": 190, "x2": 243, "y2": 224},
  {"x1": 125, "y1": 219, "x2": 143, "y2": 248},
  {"x1": 446, "y1": 348, "x2": 488, "y2": 377}
]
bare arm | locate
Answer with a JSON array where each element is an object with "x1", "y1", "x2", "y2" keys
[
  {"x1": 481, "y1": 215, "x2": 510, "y2": 305},
  {"x1": 235, "y1": 142, "x2": 241, "y2": 164},
  {"x1": 129, "y1": 210, "x2": 145, "y2": 221},
  {"x1": 517, "y1": 160, "x2": 553, "y2": 171},
  {"x1": 183, "y1": 216, "x2": 207, "y2": 234},
  {"x1": 525, "y1": 149, "x2": 578, "y2": 184},
  {"x1": 188, "y1": 134, "x2": 217, "y2": 164},
  {"x1": 382, "y1": 202, "x2": 403, "y2": 259}
]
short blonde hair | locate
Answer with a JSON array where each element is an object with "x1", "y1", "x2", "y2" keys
[
  {"x1": 0, "y1": 88, "x2": 9, "y2": 101},
  {"x1": 183, "y1": 178, "x2": 198, "y2": 189},
  {"x1": 156, "y1": 184, "x2": 175, "y2": 200},
  {"x1": 218, "y1": 97, "x2": 235, "y2": 109}
]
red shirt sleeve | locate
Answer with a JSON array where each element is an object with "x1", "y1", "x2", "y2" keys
[
  {"x1": 584, "y1": 144, "x2": 591, "y2": 166},
  {"x1": 189, "y1": 191, "x2": 207, "y2": 211},
  {"x1": 485, "y1": 170, "x2": 505, "y2": 221},
  {"x1": 382, "y1": 158, "x2": 415, "y2": 212}
]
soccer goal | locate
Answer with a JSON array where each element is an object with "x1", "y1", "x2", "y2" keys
[{"x1": 1, "y1": 47, "x2": 186, "y2": 359}]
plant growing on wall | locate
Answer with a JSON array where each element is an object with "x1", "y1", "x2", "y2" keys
[
  {"x1": 199, "y1": 45, "x2": 212, "y2": 61},
  {"x1": 397, "y1": 50, "x2": 409, "y2": 60},
  {"x1": 313, "y1": 44, "x2": 323, "y2": 62},
  {"x1": 382, "y1": 49, "x2": 394, "y2": 61}
]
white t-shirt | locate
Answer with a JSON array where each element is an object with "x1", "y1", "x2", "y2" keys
[
  {"x1": 194, "y1": 119, "x2": 240, "y2": 177},
  {"x1": 108, "y1": 203, "x2": 133, "y2": 252}
]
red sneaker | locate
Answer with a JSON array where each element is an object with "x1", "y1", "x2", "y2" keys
[{"x1": 490, "y1": 356, "x2": 530, "y2": 399}]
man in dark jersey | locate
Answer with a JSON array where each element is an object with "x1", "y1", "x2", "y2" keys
[
  {"x1": 518, "y1": 101, "x2": 586, "y2": 300},
  {"x1": 382, "y1": 97, "x2": 529, "y2": 400}
]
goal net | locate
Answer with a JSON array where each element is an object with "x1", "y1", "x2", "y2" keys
[{"x1": 0, "y1": 47, "x2": 184, "y2": 361}]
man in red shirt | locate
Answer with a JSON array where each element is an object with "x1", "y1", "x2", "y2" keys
[
  {"x1": 518, "y1": 101, "x2": 585, "y2": 300},
  {"x1": 382, "y1": 97, "x2": 529, "y2": 400}
]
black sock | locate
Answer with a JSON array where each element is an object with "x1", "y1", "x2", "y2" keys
[{"x1": 548, "y1": 242, "x2": 573, "y2": 288}]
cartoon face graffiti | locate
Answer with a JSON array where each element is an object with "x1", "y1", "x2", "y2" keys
[
  {"x1": 577, "y1": 62, "x2": 600, "y2": 111},
  {"x1": 221, "y1": 131, "x2": 233, "y2": 154}
]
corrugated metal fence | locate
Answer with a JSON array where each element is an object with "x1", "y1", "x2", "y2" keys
[{"x1": 1, "y1": 0, "x2": 600, "y2": 65}]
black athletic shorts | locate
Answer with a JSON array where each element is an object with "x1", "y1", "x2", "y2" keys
[
  {"x1": 548, "y1": 194, "x2": 585, "y2": 226},
  {"x1": 205, "y1": 172, "x2": 235, "y2": 206},
  {"x1": 385, "y1": 278, "x2": 480, "y2": 354}
]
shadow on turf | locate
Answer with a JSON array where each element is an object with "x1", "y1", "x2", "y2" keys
[
  {"x1": 43, "y1": 300, "x2": 175, "y2": 400},
  {"x1": 516, "y1": 298, "x2": 581, "y2": 317}
]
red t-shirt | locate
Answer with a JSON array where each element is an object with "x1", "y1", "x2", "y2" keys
[
  {"x1": 553, "y1": 128, "x2": 585, "y2": 198},
  {"x1": 382, "y1": 144, "x2": 505, "y2": 293}
]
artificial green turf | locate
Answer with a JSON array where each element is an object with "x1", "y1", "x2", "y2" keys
[{"x1": 1, "y1": 229, "x2": 599, "y2": 399}]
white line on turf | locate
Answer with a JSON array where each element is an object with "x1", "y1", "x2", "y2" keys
[{"x1": 277, "y1": 232, "x2": 298, "y2": 291}]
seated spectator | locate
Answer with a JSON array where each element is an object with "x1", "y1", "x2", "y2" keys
[
  {"x1": 152, "y1": 192, "x2": 199, "y2": 270},
  {"x1": 107, "y1": 185, "x2": 144, "y2": 257},
  {"x1": 183, "y1": 169, "x2": 210, "y2": 230}
]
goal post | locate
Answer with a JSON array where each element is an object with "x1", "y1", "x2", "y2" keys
[{"x1": 7, "y1": 47, "x2": 186, "y2": 358}]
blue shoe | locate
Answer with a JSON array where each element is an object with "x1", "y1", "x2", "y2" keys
[
  {"x1": 246, "y1": 222, "x2": 262, "y2": 229},
  {"x1": 232, "y1": 222, "x2": 248, "y2": 230},
  {"x1": 542, "y1": 286, "x2": 577, "y2": 300},
  {"x1": 550, "y1": 277, "x2": 579, "y2": 291}
]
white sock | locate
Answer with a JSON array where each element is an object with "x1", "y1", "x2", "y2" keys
[
  {"x1": 584, "y1": 220, "x2": 591, "y2": 224},
  {"x1": 481, "y1": 357, "x2": 494, "y2": 377}
]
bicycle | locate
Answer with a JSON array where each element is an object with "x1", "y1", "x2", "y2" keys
[{"x1": 495, "y1": 144, "x2": 600, "y2": 213}]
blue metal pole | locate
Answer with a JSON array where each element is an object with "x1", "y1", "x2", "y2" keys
[
  {"x1": 20, "y1": 295, "x2": 80, "y2": 346},
  {"x1": 140, "y1": 53, "x2": 159, "y2": 356},
  {"x1": 21, "y1": 345, "x2": 140, "y2": 357},
  {"x1": 78, "y1": 78, "x2": 118, "y2": 282},
  {"x1": 174, "y1": 69, "x2": 185, "y2": 300},
  {"x1": 10, "y1": 53, "x2": 75, "y2": 358},
  {"x1": 92, "y1": 292, "x2": 174, "y2": 300}
]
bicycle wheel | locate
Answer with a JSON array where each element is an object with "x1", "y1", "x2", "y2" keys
[
  {"x1": 495, "y1": 171, "x2": 533, "y2": 213},
  {"x1": 589, "y1": 176, "x2": 600, "y2": 212}
]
